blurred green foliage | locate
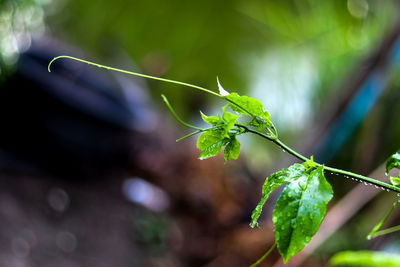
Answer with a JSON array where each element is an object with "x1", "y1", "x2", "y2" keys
[
  {"x1": 0, "y1": 0, "x2": 48, "y2": 80},
  {"x1": 46, "y1": 0, "x2": 398, "y2": 127},
  {"x1": 330, "y1": 250, "x2": 400, "y2": 267}
]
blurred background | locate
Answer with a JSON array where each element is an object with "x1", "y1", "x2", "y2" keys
[{"x1": 1, "y1": 0, "x2": 400, "y2": 266}]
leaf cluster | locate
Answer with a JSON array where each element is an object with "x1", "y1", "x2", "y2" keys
[
  {"x1": 195, "y1": 86, "x2": 333, "y2": 263},
  {"x1": 196, "y1": 89, "x2": 276, "y2": 162}
]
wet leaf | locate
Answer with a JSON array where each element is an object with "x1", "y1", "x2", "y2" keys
[
  {"x1": 197, "y1": 130, "x2": 228, "y2": 160},
  {"x1": 390, "y1": 176, "x2": 400, "y2": 186},
  {"x1": 273, "y1": 166, "x2": 333, "y2": 263},
  {"x1": 224, "y1": 136, "x2": 240, "y2": 162},
  {"x1": 224, "y1": 93, "x2": 271, "y2": 130},
  {"x1": 250, "y1": 164, "x2": 307, "y2": 228},
  {"x1": 386, "y1": 152, "x2": 400, "y2": 175}
]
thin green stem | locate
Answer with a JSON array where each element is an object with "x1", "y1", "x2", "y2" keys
[
  {"x1": 161, "y1": 94, "x2": 203, "y2": 130},
  {"x1": 239, "y1": 125, "x2": 400, "y2": 193},
  {"x1": 367, "y1": 224, "x2": 400, "y2": 239},
  {"x1": 176, "y1": 129, "x2": 206, "y2": 142},
  {"x1": 48, "y1": 55, "x2": 222, "y2": 98},
  {"x1": 367, "y1": 201, "x2": 399, "y2": 240},
  {"x1": 250, "y1": 242, "x2": 276, "y2": 267},
  {"x1": 236, "y1": 123, "x2": 276, "y2": 142}
]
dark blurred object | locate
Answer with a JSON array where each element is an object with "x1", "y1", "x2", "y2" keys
[{"x1": 0, "y1": 43, "x2": 155, "y2": 178}]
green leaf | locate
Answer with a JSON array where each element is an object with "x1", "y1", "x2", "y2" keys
[
  {"x1": 390, "y1": 176, "x2": 400, "y2": 186},
  {"x1": 200, "y1": 111, "x2": 222, "y2": 126},
  {"x1": 197, "y1": 130, "x2": 228, "y2": 160},
  {"x1": 386, "y1": 152, "x2": 400, "y2": 175},
  {"x1": 273, "y1": 166, "x2": 333, "y2": 263},
  {"x1": 224, "y1": 93, "x2": 271, "y2": 130},
  {"x1": 224, "y1": 136, "x2": 240, "y2": 162},
  {"x1": 222, "y1": 105, "x2": 239, "y2": 124},
  {"x1": 330, "y1": 251, "x2": 400, "y2": 267},
  {"x1": 222, "y1": 105, "x2": 239, "y2": 137},
  {"x1": 250, "y1": 164, "x2": 307, "y2": 228}
]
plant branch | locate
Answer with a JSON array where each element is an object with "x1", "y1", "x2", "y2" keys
[
  {"x1": 367, "y1": 224, "x2": 400, "y2": 239},
  {"x1": 250, "y1": 242, "x2": 277, "y2": 267},
  {"x1": 48, "y1": 55, "x2": 400, "y2": 193},
  {"x1": 161, "y1": 94, "x2": 203, "y2": 130},
  {"x1": 176, "y1": 129, "x2": 206, "y2": 142},
  {"x1": 48, "y1": 55, "x2": 222, "y2": 98},
  {"x1": 238, "y1": 125, "x2": 400, "y2": 193}
]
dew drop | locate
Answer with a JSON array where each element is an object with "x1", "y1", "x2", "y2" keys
[
  {"x1": 364, "y1": 182, "x2": 368, "y2": 186},
  {"x1": 397, "y1": 193, "x2": 400, "y2": 197},
  {"x1": 374, "y1": 185, "x2": 379, "y2": 189}
]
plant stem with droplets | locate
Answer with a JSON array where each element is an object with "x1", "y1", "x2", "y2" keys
[{"x1": 238, "y1": 124, "x2": 400, "y2": 193}]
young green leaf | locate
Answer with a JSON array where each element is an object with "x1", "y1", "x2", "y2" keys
[
  {"x1": 273, "y1": 166, "x2": 333, "y2": 263},
  {"x1": 197, "y1": 130, "x2": 228, "y2": 160},
  {"x1": 330, "y1": 251, "x2": 400, "y2": 267},
  {"x1": 217, "y1": 77, "x2": 230, "y2": 96},
  {"x1": 250, "y1": 164, "x2": 307, "y2": 228},
  {"x1": 386, "y1": 152, "x2": 400, "y2": 175},
  {"x1": 224, "y1": 93, "x2": 272, "y2": 130},
  {"x1": 200, "y1": 111, "x2": 222, "y2": 126},
  {"x1": 390, "y1": 176, "x2": 400, "y2": 186},
  {"x1": 224, "y1": 136, "x2": 240, "y2": 163},
  {"x1": 200, "y1": 106, "x2": 239, "y2": 138},
  {"x1": 221, "y1": 106, "x2": 239, "y2": 138}
]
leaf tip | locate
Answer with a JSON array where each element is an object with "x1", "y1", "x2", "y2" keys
[
  {"x1": 249, "y1": 221, "x2": 259, "y2": 228},
  {"x1": 217, "y1": 77, "x2": 230, "y2": 96}
]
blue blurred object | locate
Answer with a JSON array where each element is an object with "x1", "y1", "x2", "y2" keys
[{"x1": 314, "y1": 35, "x2": 400, "y2": 163}]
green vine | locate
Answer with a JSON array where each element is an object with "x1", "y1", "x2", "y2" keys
[{"x1": 48, "y1": 55, "x2": 400, "y2": 265}]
